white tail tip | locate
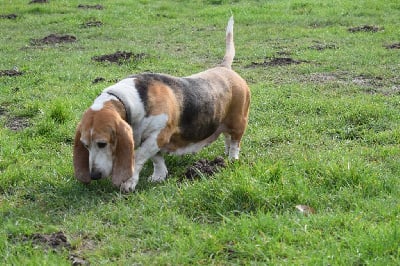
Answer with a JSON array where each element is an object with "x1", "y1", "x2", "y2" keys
[{"x1": 226, "y1": 16, "x2": 234, "y2": 35}]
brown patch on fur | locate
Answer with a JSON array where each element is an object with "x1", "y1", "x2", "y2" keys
[
  {"x1": 106, "y1": 100, "x2": 127, "y2": 120},
  {"x1": 73, "y1": 122, "x2": 91, "y2": 184},
  {"x1": 111, "y1": 119, "x2": 134, "y2": 187},
  {"x1": 163, "y1": 134, "x2": 193, "y2": 151},
  {"x1": 146, "y1": 82, "x2": 181, "y2": 148},
  {"x1": 191, "y1": 67, "x2": 250, "y2": 143},
  {"x1": 73, "y1": 100, "x2": 134, "y2": 187},
  {"x1": 161, "y1": 67, "x2": 250, "y2": 151},
  {"x1": 223, "y1": 74, "x2": 250, "y2": 142}
]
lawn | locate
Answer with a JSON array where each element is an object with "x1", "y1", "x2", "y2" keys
[{"x1": 1, "y1": 0, "x2": 399, "y2": 265}]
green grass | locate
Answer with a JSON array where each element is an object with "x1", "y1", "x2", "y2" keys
[{"x1": 1, "y1": 0, "x2": 400, "y2": 265}]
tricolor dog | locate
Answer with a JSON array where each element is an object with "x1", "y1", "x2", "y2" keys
[{"x1": 73, "y1": 17, "x2": 250, "y2": 192}]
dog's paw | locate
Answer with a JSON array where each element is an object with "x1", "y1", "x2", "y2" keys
[
  {"x1": 148, "y1": 173, "x2": 167, "y2": 183},
  {"x1": 120, "y1": 177, "x2": 137, "y2": 193},
  {"x1": 148, "y1": 164, "x2": 168, "y2": 183}
]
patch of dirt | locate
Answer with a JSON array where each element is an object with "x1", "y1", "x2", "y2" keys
[
  {"x1": 31, "y1": 34, "x2": 77, "y2": 45},
  {"x1": 8, "y1": 232, "x2": 91, "y2": 265},
  {"x1": 69, "y1": 254, "x2": 90, "y2": 265},
  {"x1": 305, "y1": 72, "x2": 385, "y2": 86},
  {"x1": 307, "y1": 72, "x2": 340, "y2": 83},
  {"x1": 385, "y1": 43, "x2": 400, "y2": 49},
  {"x1": 0, "y1": 14, "x2": 17, "y2": 19},
  {"x1": 82, "y1": 20, "x2": 102, "y2": 28},
  {"x1": 29, "y1": 232, "x2": 71, "y2": 250},
  {"x1": 78, "y1": 4, "x2": 104, "y2": 10},
  {"x1": 0, "y1": 68, "x2": 23, "y2": 77},
  {"x1": 352, "y1": 75, "x2": 383, "y2": 87},
  {"x1": 92, "y1": 51, "x2": 146, "y2": 64},
  {"x1": 309, "y1": 43, "x2": 337, "y2": 51},
  {"x1": 384, "y1": 86, "x2": 400, "y2": 96},
  {"x1": 184, "y1": 156, "x2": 226, "y2": 180},
  {"x1": 247, "y1": 57, "x2": 303, "y2": 68},
  {"x1": 0, "y1": 106, "x2": 6, "y2": 116},
  {"x1": 92, "y1": 77, "x2": 106, "y2": 83},
  {"x1": 29, "y1": 0, "x2": 48, "y2": 3},
  {"x1": 6, "y1": 116, "x2": 30, "y2": 131},
  {"x1": 348, "y1": 25, "x2": 383, "y2": 33}
]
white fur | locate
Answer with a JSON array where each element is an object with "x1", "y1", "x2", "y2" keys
[
  {"x1": 87, "y1": 138, "x2": 113, "y2": 177},
  {"x1": 120, "y1": 114, "x2": 168, "y2": 192},
  {"x1": 226, "y1": 16, "x2": 234, "y2": 35},
  {"x1": 224, "y1": 133, "x2": 231, "y2": 155},
  {"x1": 103, "y1": 78, "x2": 146, "y2": 144},
  {"x1": 149, "y1": 154, "x2": 168, "y2": 182},
  {"x1": 228, "y1": 140, "x2": 240, "y2": 160},
  {"x1": 90, "y1": 93, "x2": 117, "y2": 111}
]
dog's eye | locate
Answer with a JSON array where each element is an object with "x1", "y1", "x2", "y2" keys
[{"x1": 97, "y1": 142, "x2": 107, "y2": 149}]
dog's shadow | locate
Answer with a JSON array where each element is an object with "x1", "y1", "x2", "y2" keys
[
  {"x1": 7, "y1": 157, "x2": 186, "y2": 210},
  {"x1": 3, "y1": 152, "x2": 229, "y2": 230}
]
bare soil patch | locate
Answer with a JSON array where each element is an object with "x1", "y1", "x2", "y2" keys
[
  {"x1": 348, "y1": 25, "x2": 383, "y2": 33},
  {"x1": 31, "y1": 34, "x2": 77, "y2": 45},
  {"x1": 0, "y1": 68, "x2": 23, "y2": 77},
  {"x1": 0, "y1": 106, "x2": 6, "y2": 116},
  {"x1": 307, "y1": 72, "x2": 340, "y2": 83},
  {"x1": 183, "y1": 156, "x2": 226, "y2": 180},
  {"x1": 29, "y1": 231, "x2": 71, "y2": 250},
  {"x1": 352, "y1": 74, "x2": 384, "y2": 87},
  {"x1": 70, "y1": 254, "x2": 90, "y2": 265},
  {"x1": 385, "y1": 43, "x2": 400, "y2": 49},
  {"x1": 92, "y1": 77, "x2": 106, "y2": 83},
  {"x1": 82, "y1": 20, "x2": 102, "y2": 28},
  {"x1": 78, "y1": 4, "x2": 104, "y2": 10},
  {"x1": 29, "y1": 0, "x2": 48, "y2": 3},
  {"x1": 6, "y1": 116, "x2": 30, "y2": 131},
  {"x1": 247, "y1": 57, "x2": 303, "y2": 68},
  {"x1": 9, "y1": 232, "x2": 90, "y2": 265},
  {"x1": 0, "y1": 14, "x2": 17, "y2": 19},
  {"x1": 92, "y1": 51, "x2": 146, "y2": 64},
  {"x1": 309, "y1": 42, "x2": 337, "y2": 51}
]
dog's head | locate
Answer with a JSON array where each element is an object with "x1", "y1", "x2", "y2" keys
[{"x1": 73, "y1": 104, "x2": 134, "y2": 188}]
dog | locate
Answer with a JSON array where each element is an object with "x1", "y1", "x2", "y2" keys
[{"x1": 73, "y1": 16, "x2": 250, "y2": 192}]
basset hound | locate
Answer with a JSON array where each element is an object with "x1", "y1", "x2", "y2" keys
[{"x1": 73, "y1": 16, "x2": 250, "y2": 192}]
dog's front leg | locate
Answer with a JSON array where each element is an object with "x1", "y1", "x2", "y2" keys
[
  {"x1": 120, "y1": 134, "x2": 161, "y2": 192},
  {"x1": 149, "y1": 153, "x2": 168, "y2": 182}
]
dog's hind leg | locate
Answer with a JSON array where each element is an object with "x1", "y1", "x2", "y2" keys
[
  {"x1": 224, "y1": 131, "x2": 242, "y2": 160},
  {"x1": 223, "y1": 133, "x2": 231, "y2": 156}
]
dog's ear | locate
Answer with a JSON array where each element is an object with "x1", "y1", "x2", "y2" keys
[
  {"x1": 73, "y1": 123, "x2": 91, "y2": 184},
  {"x1": 111, "y1": 119, "x2": 134, "y2": 188}
]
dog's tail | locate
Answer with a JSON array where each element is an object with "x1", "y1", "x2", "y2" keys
[{"x1": 220, "y1": 16, "x2": 235, "y2": 69}]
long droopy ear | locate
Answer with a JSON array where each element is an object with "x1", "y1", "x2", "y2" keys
[
  {"x1": 73, "y1": 123, "x2": 91, "y2": 184},
  {"x1": 111, "y1": 119, "x2": 135, "y2": 188}
]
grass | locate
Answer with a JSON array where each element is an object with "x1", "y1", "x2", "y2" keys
[{"x1": 1, "y1": 0, "x2": 400, "y2": 264}]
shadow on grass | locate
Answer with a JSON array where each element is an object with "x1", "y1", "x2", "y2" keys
[{"x1": 1, "y1": 154, "x2": 213, "y2": 226}]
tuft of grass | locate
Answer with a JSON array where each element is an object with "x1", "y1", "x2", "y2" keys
[{"x1": 49, "y1": 100, "x2": 71, "y2": 124}]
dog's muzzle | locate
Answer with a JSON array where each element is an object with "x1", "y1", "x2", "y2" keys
[{"x1": 90, "y1": 171, "x2": 103, "y2": 180}]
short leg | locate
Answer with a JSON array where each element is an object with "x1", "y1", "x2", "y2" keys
[
  {"x1": 120, "y1": 134, "x2": 160, "y2": 192},
  {"x1": 228, "y1": 139, "x2": 240, "y2": 160},
  {"x1": 149, "y1": 153, "x2": 168, "y2": 182},
  {"x1": 120, "y1": 175, "x2": 138, "y2": 193},
  {"x1": 224, "y1": 133, "x2": 231, "y2": 156}
]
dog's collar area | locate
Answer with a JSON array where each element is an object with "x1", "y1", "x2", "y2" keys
[{"x1": 106, "y1": 91, "x2": 130, "y2": 123}]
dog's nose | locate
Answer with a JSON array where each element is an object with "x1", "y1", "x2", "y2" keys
[{"x1": 90, "y1": 171, "x2": 102, "y2": 180}]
